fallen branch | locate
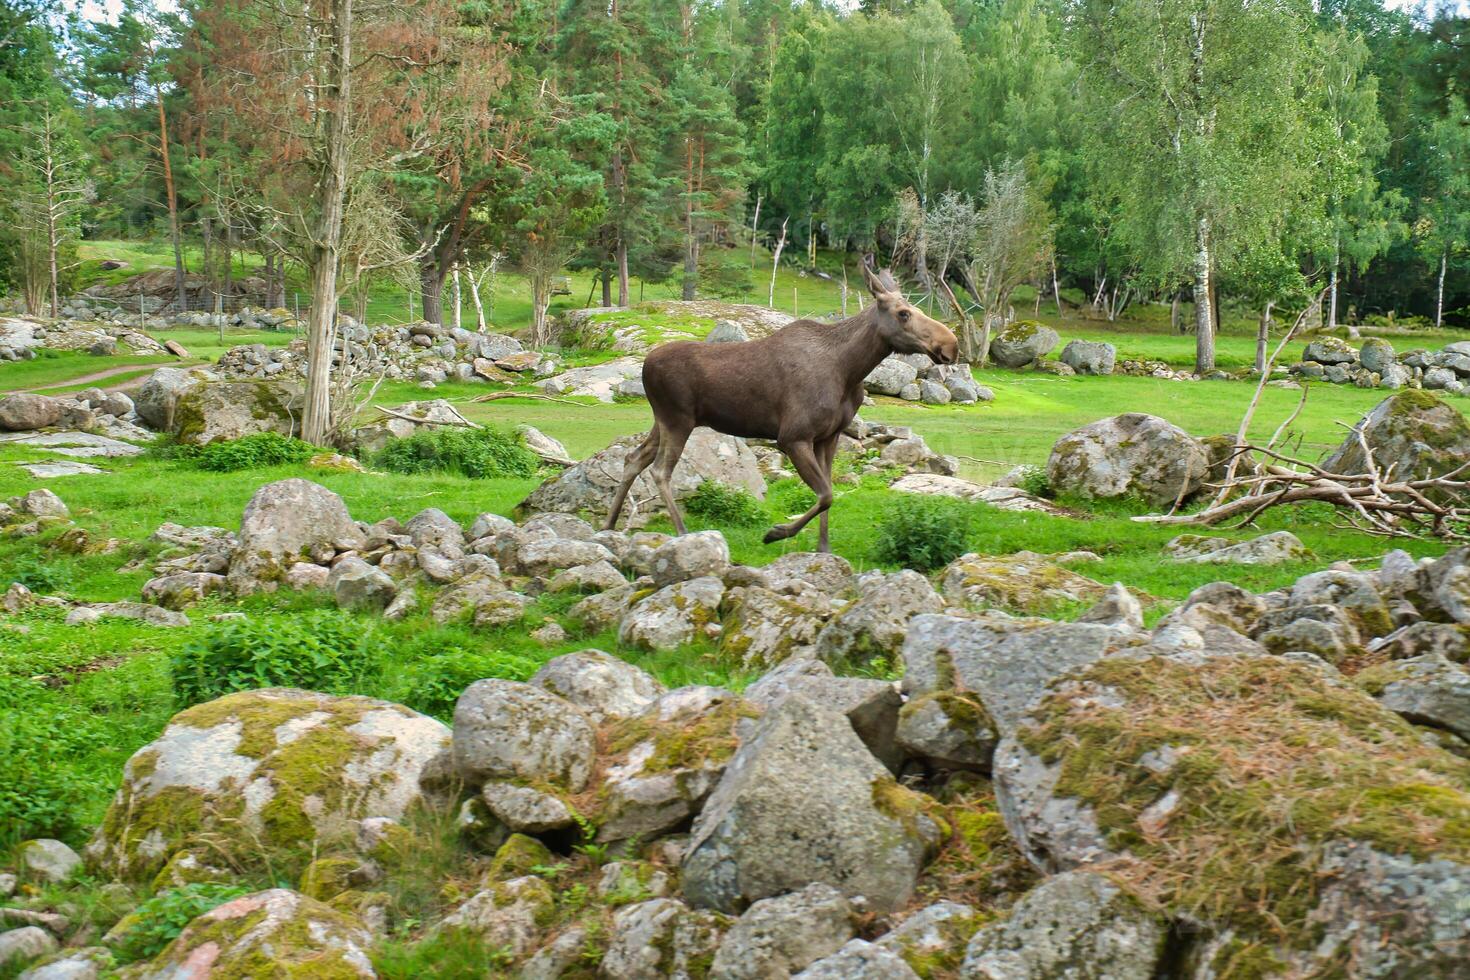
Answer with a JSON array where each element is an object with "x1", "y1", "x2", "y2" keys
[
  {"x1": 470, "y1": 391, "x2": 591, "y2": 408},
  {"x1": 1133, "y1": 445, "x2": 1470, "y2": 540}
]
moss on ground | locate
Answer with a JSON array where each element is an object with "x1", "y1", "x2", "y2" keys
[{"x1": 1014, "y1": 654, "x2": 1470, "y2": 957}]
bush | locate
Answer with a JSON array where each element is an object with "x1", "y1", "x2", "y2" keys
[
  {"x1": 192, "y1": 432, "x2": 319, "y2": 472},
  {"x1": 685, "y1": 480, "x2": 766, "y2": 527},
  {"x1": 394, "y1": 647, "x2": 543, "y2": 722},
  {"x1": 1013, "y1": 464, "x2": 1053, "y2": 499},
  {"x1": 373, "y1": 426, "x2": 539, "y2": 480},
  {"x1": 871, "y1": 496, "x2": 972, "y2": 571},
  {"x1": 8, "y1": 553, "x2": 75, "y2": 593},
  {"x1": 170, "y1": 611, "x2": 385, "y2": 707},
  {"x1": 111, "y1": 883, "x2": 252, "y2": 964}
]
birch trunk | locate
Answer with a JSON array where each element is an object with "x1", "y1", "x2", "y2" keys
[
  {"x1": 1437, "y1": 249, "x2": 1447, "y2": 330},
  {"x1": 1256, "y1": 300, "x2": 1273, "y2": 374},
  {"x1": 768, "y1": 217, "x2": 788, "y2": 308},
  {"x1": 1327, "y1": 235, "x2": 1340, "y2": 332},
  {"x1": 1193, "y1": 215, "x2": 1215, "y2": 374},
  {"x1": 301, "y1": 0, "x2": 353, "y2": 446}
]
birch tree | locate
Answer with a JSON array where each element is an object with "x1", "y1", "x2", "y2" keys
[
  {"x1": 1418, "y1": 99, "x2": 1470, "y2": 329},
  {"x1": 9, "y1": 107, "x2": 89, "y2": 317},
  {"x1": 1069, "y1": 0, "x2": 1313, "y2": 373}
]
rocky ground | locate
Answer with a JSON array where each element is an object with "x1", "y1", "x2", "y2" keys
[{"x1": 2, "y1": 451, "x2": 1469, "y2": 977}]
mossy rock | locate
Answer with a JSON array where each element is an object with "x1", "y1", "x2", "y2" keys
[
  {"x1": 1321, "y1": 390, "x2": 1470, "y2": 489},
  {"x1": 488, "y1": 833, "x2": 555, "y2": 881},
  {"x1": 129, "y1": 888, "x2": 376, "y2": 979},
  {"x1": 1000, "y1": 653, "x2": 1470, "y2": 975},
  {"x1": 86, "y1": 688, "x2": 450, "y2": 882}
]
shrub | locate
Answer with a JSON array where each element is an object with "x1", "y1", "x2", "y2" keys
[
  {"x1": 685, "y1": 480, "x2": 766, "y2": 527},
  {"x1": 8, "y1": 553, "x2": 75, "y2": 593},
  {"x1": 395, "y1": 647, "x2": 543, "y2": 722},
  {"x1": 170, "y1": 611, "x2": 385, "y2": 707},
  {"x1": 373, "y1": 426, "x2": 539, "y2": 480},
  {"x1": 1013, "y1": 464, "x2": 1053, "y2": 499},
  {"x1": 871, "y1": 496, "x2": 972, "y2": 571},
  {"x1": 191, "y1": 432, "x2": 319, "y2": 472},
  {"x1": 111, "y1": 883, "x2": 252, "y2": 964}
]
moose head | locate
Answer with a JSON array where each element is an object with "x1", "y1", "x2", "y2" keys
[{"x1": 861, "y1": 260, "x2": 959, "y2": 365}]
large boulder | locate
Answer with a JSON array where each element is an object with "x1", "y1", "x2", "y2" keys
[
  {"x1": 992, "y1": 650, "x2": 1470, "y2": 975},
  {"x1": 719, "y1": 586, "x2": 834, "y2": 669},
  {"x1": 171, "y1": 379, "x2": 302, "y2": 445},
  {"x1": 1357, "y1": 653, "x2": 1470, "y2": 741},
  {"x1": 1047, "y1": 413, "x2": 1209, "y2": 507},
  {"x1": 1320, "y1": 390, "x2": 1470, "y2": 485},
  {"x1": 989, "y1": 321, "x2": 1059, "y2": 368},
  {"x1": 0, "y1": 393, "x2": 63, "y2": 431},
  {"x1": 1058, "y1": 340, "x2": 1116, "y2": 376},
  {"x1": 1359, "y1": 337, "x2": 1397, "y2": 374},
  {"x1": 601, "y1": 898, "x2": 727, "y2": 980},
  {"x1": 650, "y1": 530, "x2": 730, "y2": 587},
  {"x1": 682, "y1": 695, "x2": 943, "y2": 914},
  {"x1": 1303, "y1": 337, "x2": 1359, "y2": 364},
  {"x1": 535, "y1": 356, "x2": 644, "y2": 402},
  {"x1": 521, "y1": 428, "x2": 765, "y2": 518},
  {"x1": 86, "y1": 689, "x2": 450, "y2": 881},
  {"x1": 902, "y1": 614, "x2": 1120, "y2": 737},
  {"x1": 960, "y1": 872, "x2": 1165, "y2": 980},
  {"x1": 134, "y1": 366, "x2": 210, "y2": 430},
  {"x1": 124, "y1": 889, "x2": 375, "y2": 979},
  {"x1": 227, "y1": 479, "x2": 365, "y2": 594}
]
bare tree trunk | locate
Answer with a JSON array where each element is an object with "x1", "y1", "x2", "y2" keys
[
  {"x1": 1327, "y1": 234, "x2": 1340, "y2": 332},
  {"x1": 1436, "y1": 248, "x2": 1447, "y2": 330},
  {"x1": 749, "y1": 193, "x2": 761, "y2": 269},
  {"x1": 419, "y1": 260, "x2": 444, "y2": 325},
  {"x1": 451, "y1": 261, "x2": 462, "y2": 331},
  {"x1": 683, "y1": 142, "x2": 698, "y2": 301},
  {"x1": 1052, "y1": 257, "x2": 1062, "y2": 318},
  {"x1": 1256, "y1": 300, "x2": 1273, "y2": 374},
  {"x1": 1193, "y1": 216, "x2": 1215, "y2": 374},
  {"x1": 154, "y1": 85, "x2": 187, "y2": 313},
  {"x1": 302, "y1": 0, "x2": 353, "y2": 446},
  {"x1": 601, "y1": 266, "x2": 612, "y2": 307},
  {"x1": 1171, "y1": 290, "x2": 1182, "y2": 333},
  {"x1": 469, "y1": 270, "x2": 487, "y2": 331},
  {"x1": 768, "y1": 217, "x2": 788, "y2": 308},
  {"x1": 531, "y1": 271, "x2": 551, "y2": 346}
]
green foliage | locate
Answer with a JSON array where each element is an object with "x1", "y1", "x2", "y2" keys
[
  {"x1": 170, "y1": 611, "x2": 385, "y2": 707},
  {"x1": 373, "y1": 426, "x2": 539, "y2": 480},
  {"x1": 871, "y1": 496, "x2": 972, "y2": 571},
  {"x1": 685, "y1": 480, "x2": 766, "y2": 527},
  {"x1": 8, "y1": 553, "x2": 75, "y2": 593},
  {"x1": 110, "y1": 883, "x2": 252, "y2": 964},
  {"x1": 0, "y1": 678, "x2": 92, "y2": 847},
  {"x1": 189, "y1": 432, "x2": 319, "y2": 472},
  {"x1": 1013, "y1": 464, "x2": 1053, "y2": 499},
  {"x1": 374, "y1": 928, "x2": 513, "y2": 980},
  {"x1": 393, "y1": 646, "x2": 543, "y2": 722},
  {"x1": 766, "y1": 478, "x2": 817, "y2": 515}
]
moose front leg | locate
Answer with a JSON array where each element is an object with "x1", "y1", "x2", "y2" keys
[{"x1": 764, "y1": 439, "x2": 834, "y2": 550}]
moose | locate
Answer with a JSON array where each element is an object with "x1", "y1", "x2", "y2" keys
[{"x1": 603, "y1": 260, "x2": 959, "y2": 552}]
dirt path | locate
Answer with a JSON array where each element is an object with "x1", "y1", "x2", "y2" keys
[{"x1": 22, "y1": 360, "x2": 194, "y2": 394}]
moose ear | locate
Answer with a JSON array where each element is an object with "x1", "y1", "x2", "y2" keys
[{"x1": 861, "y1": 255, "x2": 888, "y2": 298}]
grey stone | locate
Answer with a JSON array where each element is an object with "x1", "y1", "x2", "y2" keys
[
  {"x1": 1303, "y1": 337, "x2": 1359, "y2": 364},
  {"x1": 479, "y1": 781, "x2": 574, "y2": 834},
  {"x1": 1320, "y1": 390, "x2": 1470, "y2": 484},
  {"x1": 229, "y1": 479, "x2": 364, "y2": 595},
  {"x1": 452, "y1": 679, "x2": 595, "y2": 790},
  {"x1": 1360, "y1": 653, "x2": 1470, "y2": 740},
  {"x1": 709, "y1": 883, "x2": 855, "y2": 980},
  {"x1": 328, "y1": 557, "x2": 397, "y2": 612},
  {"x1": 864, "y1": 357, "x2": 920, "y2": 396},
  {"x1": 140, "y1": 571, "x2": 226, "y2": 610},
  {"x1": 1048, "y1": 413, "x2": 1208, "y2": 507},
  {"x1": 16, "y1": 839, "x2": 81, "y2": 884},
  {"x1": 744, "y1": 658, "x2": 904, "y2": 772},
  {"x1": 682, "y1": 695, "x2": 942, "y2": 914},
  {"x1": 438, "y1": 876, "x2": 552, "y2": 959},
  {"x1": 960, "y1": 871, "x2": 1165, "y2": 980},
  {"x1": 794, "y1": 940, "x2": 921, "y2": 979},
  {"x1": 1165, "y1": 530, "x2": 1310, "y2": 565},
  {"x1": 0, "y1": 928, "x2": 57, "y2": 973},
  {"x1": 901, "y1": 614, "x2": 1120, "y2": 735},
  {"x1": 990, "y1": 322, "x2": 1060, "y2": 368},
  {"x1": 1075, "y1": 582, "x2": 1145, "y2": 631},
  {"x1": 601, "y1": 899, "x2": 727, "y2": 980},
  {"x1": 0, "y1": 394, "x2": 63, "y2": 431},
  {"x1": 1059, "y1": 340, "x2": 1117, "y2": 376},
  {"x1": 651, "y1": 530, "x2": 730, "y2": 587},
  {"x1": 813, "y1": 570, "x2": 944, "y2": 667},
  {"x1": 529, "y1": 649, "x2": 665, "y2": 724},
  {"x1": 619, "y1": 576, "x2": 725, "y2": 651},
  {"x1": 874, "y1": 902, "x2": 982, "y2": 973},
  {"x1": 171, "y1": 379, "x2": 301, "y2": 445},
  {"x1": 707, "y1": 320, "x2": 750, "y2": 343},
  {"x1": 718, "y1": 586, "x2": 833, "y2": 669},
  {"x1": 896, "y1": 691, "x2": 998, "y2": 771}
]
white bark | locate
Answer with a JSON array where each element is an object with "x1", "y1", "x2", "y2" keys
[
  {"x1": 768, "y1": 216, "x2": 788, "y2": 308},
  {"x1": 1437, "y1": 248, "x2": 1447, "y2": 330},
  {"x1": 1193, "y1": 215, "x2": 1215, "y2": 374}
]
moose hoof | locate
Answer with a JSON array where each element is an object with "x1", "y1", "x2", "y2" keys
[{"x1": 762, "y1": 525, "x2": 789, "y2": 544}]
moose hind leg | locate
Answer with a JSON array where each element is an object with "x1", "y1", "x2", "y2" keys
[
  {"x1": 604, "y1": 428, "x2": 660, "y2": 531},
  {"x1": 764, "y1": 439, "x2": 833, "y2": 548},
  {"x1": 651, "y1": 424, "x2": 693, "y2": 535},
  {"x1": 816, "y1": 435, "x2": 838, "y2": 553}
]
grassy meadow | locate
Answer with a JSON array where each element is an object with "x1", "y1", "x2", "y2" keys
[{"x1": 2, "y1": 238, "x2": 1467, "y2": 857}]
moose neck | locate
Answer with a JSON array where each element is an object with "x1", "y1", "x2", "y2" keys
[{"x1": 836, "y1": 307, "x2": 897, "y2": 390}]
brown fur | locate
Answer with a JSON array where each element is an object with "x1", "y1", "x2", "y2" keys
[{"x1": 604, "y1": 263, "x2": 959, "y2": 552}]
